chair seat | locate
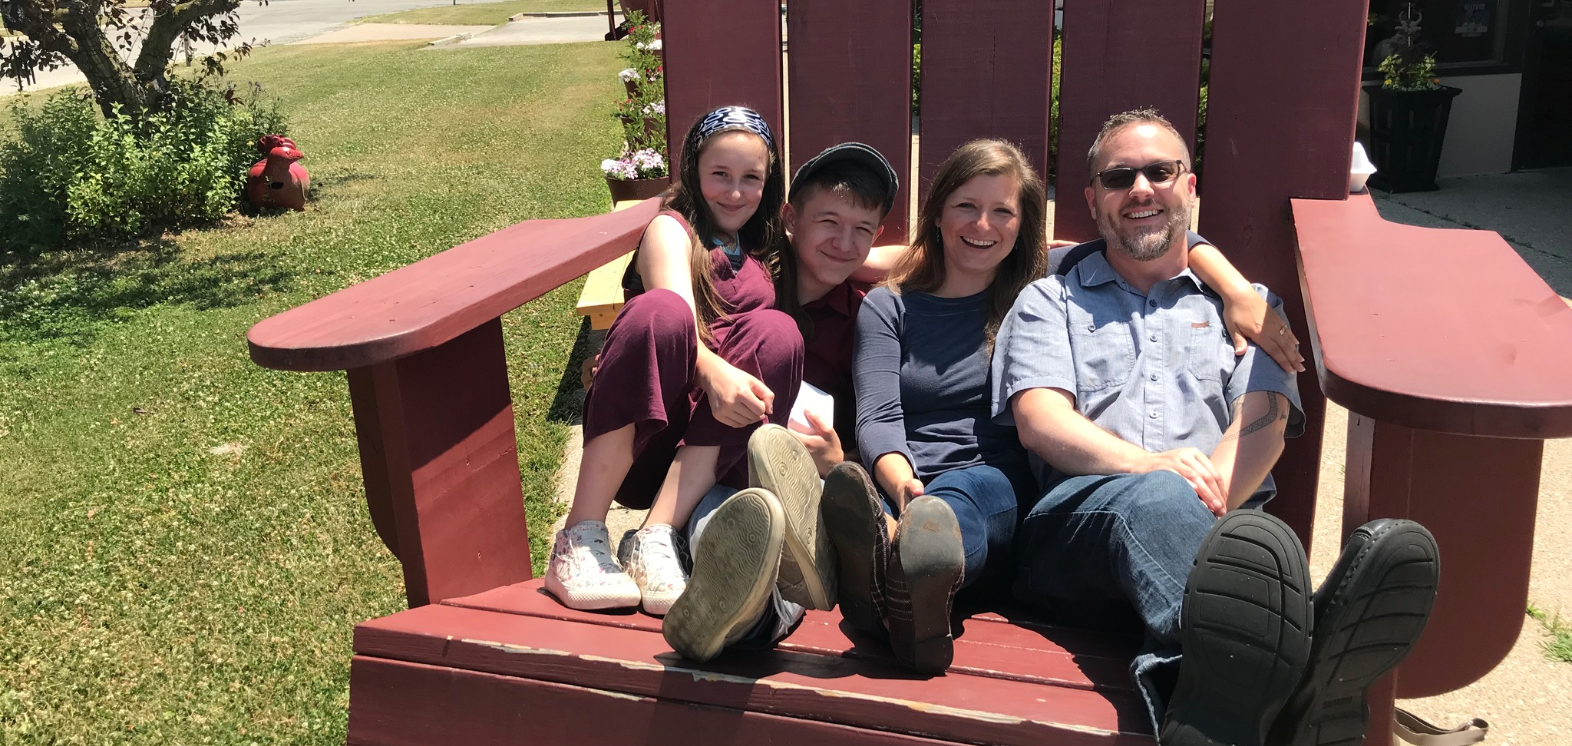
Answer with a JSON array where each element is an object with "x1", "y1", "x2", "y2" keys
[{"x1": 348, "y1": 579, "x2": 1154, "y2": 745}]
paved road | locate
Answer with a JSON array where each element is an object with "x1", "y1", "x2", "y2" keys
[{"x1": 0, "y1": 0, "x2": 472, "y2": 97}]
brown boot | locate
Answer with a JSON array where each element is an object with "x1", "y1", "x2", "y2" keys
[{"x1": 881, "y1": 496, "x2": 964, "y2": 675}]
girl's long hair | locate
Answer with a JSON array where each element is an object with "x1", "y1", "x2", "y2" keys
[
  {"x1": 887, "y1": 139, "x2": 1048, "y2": 352},
  {"x1": 661, "y1": 112, "x2": 788, "y2": 340}
]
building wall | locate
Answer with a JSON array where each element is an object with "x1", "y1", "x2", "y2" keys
[{"x1": 1359, "y1": 72, "x2": 1523, "y2": 178}]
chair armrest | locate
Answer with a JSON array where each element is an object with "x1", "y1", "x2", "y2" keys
[
  {"x1": 248, "y1": 199, "x2": 663, "y2": 372},
  {"x1": 1292, "y1": 193, "x2": 1572, "y2": 438}
]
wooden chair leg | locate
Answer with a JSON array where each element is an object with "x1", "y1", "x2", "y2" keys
[
  {"x1": 1343, "y1": 413, "x2": 1542, "y2": 746},
  {"x1": 347, "y1": 319, "x2": 534, "y2": 607}
]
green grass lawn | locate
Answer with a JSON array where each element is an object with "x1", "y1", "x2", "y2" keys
[
  {"x1": 0, "y1": 39, "x2": 622, "y2": 744},
  {"x1": 356, "y1": 0, "x2": 610, "y2": 26}
]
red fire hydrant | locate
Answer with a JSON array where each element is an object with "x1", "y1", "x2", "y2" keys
[{"x1": 246, "y1": 135, "x2": 310, "y2": 211}]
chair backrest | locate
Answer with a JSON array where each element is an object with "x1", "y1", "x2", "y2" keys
[{"x1": 661, "y1": 0, "x2": 1373, "y2": 548}]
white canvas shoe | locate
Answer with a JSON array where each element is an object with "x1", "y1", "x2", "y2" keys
[{"x1": 544, "y1": 520, "x2": 641, "y2": 611}]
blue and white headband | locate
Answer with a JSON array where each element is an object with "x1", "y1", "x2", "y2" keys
[{"x1": 695, "y1": 106, "x2": 775, "y2": 149}]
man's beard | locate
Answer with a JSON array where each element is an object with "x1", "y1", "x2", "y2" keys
[{"x1": 1097, "y1": 200, "x2": 1191, "y2": 262}]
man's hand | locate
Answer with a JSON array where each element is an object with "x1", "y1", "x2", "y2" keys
[
  {"x1": 1135, "y1": 447, "x2": 1227, "y2": 516},
  {"x1": 787, "y1": 409, "x2": 843, "y2": 477},
  {"x1": 580, "y1": 353, "x2": 600, "y2": 390},
  {"x1": 1221, "y1": 288, "x2": 1305, "y2": 373},
  {"x1": 697, "y1": 357, "x2": 773, "y2": 428}
]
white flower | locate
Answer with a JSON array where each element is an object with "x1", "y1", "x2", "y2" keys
[
  {"x1": 634, "y1": 39, "x2": 663, "y2": 51},
  {"x1": 618, "y1": 68, "x2": 638, "y2": 82},
  {"x1": 642, "y1": 100, "x2": 666, "y2": 116}
]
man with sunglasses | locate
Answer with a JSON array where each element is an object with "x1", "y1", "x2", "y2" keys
[{"x1": 989, "y1": 109, "x2": 1439, "y2": 746}]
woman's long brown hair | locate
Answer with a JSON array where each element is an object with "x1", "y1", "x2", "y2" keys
[
  {"x1": 661, "y1": 114, "x2": 788, "y2": 342},
  {"x1": 887, "y1": 139, "x2": 1048, "y2": 352}
]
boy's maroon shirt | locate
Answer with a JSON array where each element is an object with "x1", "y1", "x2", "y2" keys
[{"x1": 801, "y1": 279, "x2": 869, "y2": 442}]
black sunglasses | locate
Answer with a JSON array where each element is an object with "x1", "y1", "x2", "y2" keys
[{"x1": 1091, "y1": 159, "x2": 1188, "y2": 190}]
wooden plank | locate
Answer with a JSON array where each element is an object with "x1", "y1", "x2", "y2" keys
[
  {"x1": 354, "y1": 604, "x2": 1154, "y2": 744},
  {"x1": 1291, "y1": 195, "x2": 1572, "y2": 436},
  {"x1": 662, "y1": 0, "x2": 783, "y2": 173},
  {"x1": 348, "y1": 320, "x2": 534, "y2": 608},
  {"x1": 1343, "y1": 416, "x2": 1538, "y2": 697},
  {"x1": 574, "y1": 251, "x2": 634, "y2": 330},
  {"x1": 786, "y1": 0, "x2": 913, "y2": 242},
  {"x1": 248, "y1": 200, "x2": 662, "y2": 372},
  {"x1": 1199, "y1": 0, "x2": 1372, "y2": 549},
  {"x1": 918, "y1": 0, "x2": 1054, "y2": 195},
  {"x1": 441, "y1": 580, "x2": 1138, "y2": 691},
  {"x1": 1052, "y1": 0, "x2": 1207, "y2": 242},
  {"x1": 349, "y1": 656, "x2": 961, "y2": 745},
  {"x1": 574, "y1": 199, "x2": 656, "y2": 329}
]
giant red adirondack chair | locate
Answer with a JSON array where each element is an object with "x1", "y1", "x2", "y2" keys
[{"x1": 248, "y1": 1, "x2": 1572, "y2": 743}]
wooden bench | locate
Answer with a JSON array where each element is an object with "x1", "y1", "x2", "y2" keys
[
  {"x1": 247, "y1": 0, "x2": 1572, "y2": 743},
  {"x1": 575, "y1": 199, "x2": 644, "y2": 330}
]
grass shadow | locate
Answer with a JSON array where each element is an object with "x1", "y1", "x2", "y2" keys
[
  {"x1": 546, "y1": 316, "x2": 604, "y2": 425},
  {"x1": 0, "y1": 238, "x2": 295, "y2": 348}
]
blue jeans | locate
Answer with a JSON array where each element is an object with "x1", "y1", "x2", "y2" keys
[
  {"x1": 684, "y1": 484, "x2": 804, "y2": 648},
  {"x1": 1012, "y1": 471, "x2": 1217, "y2": 737},
  {"x1": 912, "y1": 464, "x2": 1035, "y2": 591}
]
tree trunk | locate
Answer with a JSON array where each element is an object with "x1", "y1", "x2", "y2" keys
[{"x1": 61, "y1": 20, "x2": 153, "y2": 119}]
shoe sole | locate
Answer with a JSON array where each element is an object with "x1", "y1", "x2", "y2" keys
[
  {"x1": 1272, "y1": 520, "x2": 1440, "y2": 746},
  {"x1": 749, "y1": 424, "x2": 836, "y2": 611},
  {"x1": 887, "y1": 497, "x2": 964, "y2": 675},
  {"x1": 663, "y1": 488, "x2": 785, "y2": 663},
  {"x1": 822, "y1": 463, "x2": 884, "y2": 633},
  {"x1": 1163, "y1": 511, "x2": 1313, "y2": 746}
]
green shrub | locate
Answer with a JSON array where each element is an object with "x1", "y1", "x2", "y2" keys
[{"x1": 0, "y1": 79, "x2": 289, "y2": 252}]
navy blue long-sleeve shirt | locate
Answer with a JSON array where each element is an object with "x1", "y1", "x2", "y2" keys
[{"x1": 854, "y1": 287, "x2": 1027, "y2": 483}]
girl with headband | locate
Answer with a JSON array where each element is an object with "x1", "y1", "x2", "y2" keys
[{"x1": 546, "y1": 106, "x2": 805, "y2": 615}]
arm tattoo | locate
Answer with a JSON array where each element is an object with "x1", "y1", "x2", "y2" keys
[{"x1": 1221, "y1": 393, "x2": 1287, "y2": 443}]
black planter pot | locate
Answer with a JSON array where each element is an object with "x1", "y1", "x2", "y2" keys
[{"x1": 1363, "y1": 84, "x2": 1462, "y2": 193}]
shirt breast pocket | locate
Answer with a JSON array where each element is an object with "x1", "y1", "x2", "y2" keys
[
  {"x1": 1067, "y1": 309, "x2": 1134, "y2": 393},
  {"x1": 1185, "y1": 323, "x2": 1229, "y2": 383}
]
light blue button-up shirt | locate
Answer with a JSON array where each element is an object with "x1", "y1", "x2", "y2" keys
[{"x1": 990, "y1": 250, "x2": 1304, "y2": 502}]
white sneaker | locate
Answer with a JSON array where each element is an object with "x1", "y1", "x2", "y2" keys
[
  {"x1": 618, "y1": 524, "x2": 688, "y2": 615},
  {"x1": 544, "y1": 520, "x2": 640, "y2": 611}
]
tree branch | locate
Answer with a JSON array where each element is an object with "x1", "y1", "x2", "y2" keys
[{"x1": 134, "y1": 0, "x2": 238, "y2": 83}]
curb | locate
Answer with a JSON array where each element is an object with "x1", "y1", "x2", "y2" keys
[
  {"x1": 508, "y1": 10, "x2": 623, "y2": 21},
  {"x1": 427, "y1": 32, "x2": 475, "y2": 47}
]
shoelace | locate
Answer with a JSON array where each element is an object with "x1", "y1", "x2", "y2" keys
[
  {"x1": 567, "y1": 530, "x2": 622, "y2": 574},
  {"x1": 639, "y1": 533, "x2": 685, "y2": 585}
]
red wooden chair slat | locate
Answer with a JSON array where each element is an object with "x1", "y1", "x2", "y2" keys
[
  {"x1": 1052, "y1": 0, "x2": 1207, "y2": 242},
  {"x1": 350, "y1": 657, "x2": 991, "y2": 745},
  {"x1": 1198, "y1": 0, "x2": 1370, "y2": 549},
  {"x1": 662, "y1": 0, "x2": 783, "y2": 170},
  {"x1": 440, "y1": 580, "x2": 1139, "y2": 691},
  {"x1": 353, "y1": 603, "x2": 1153, "y2": 745},
  {"x1": 917, "y1": 0, "x2": 1054, "y2": 192},
  {"x1": 786, "y1": 0, "x2": 914, "y2": 242}
]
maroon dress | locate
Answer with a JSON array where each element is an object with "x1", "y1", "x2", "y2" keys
[{"x1": 581, "y1": 211, "x2": 804, "y2": 510}]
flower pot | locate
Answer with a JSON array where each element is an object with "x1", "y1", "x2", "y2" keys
[
  {"x1": 624, "y1": 79, "x2": 639, "y2": 98},
  {"x1": 605, "y1": 175, "x2": 670, "y2": 202},
  {"x1": 1363, "y1": 84, "x2": 1461, "y2": 193}
]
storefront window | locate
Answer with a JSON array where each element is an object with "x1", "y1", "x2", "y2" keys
[{"x1": 1364, "y1": 0, "x2": 1524, "y2": 72}]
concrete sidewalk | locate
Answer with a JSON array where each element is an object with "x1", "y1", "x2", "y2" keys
[{"x1": 295, "y1": 23, "x2": 493, "y2": 44}]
